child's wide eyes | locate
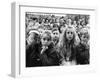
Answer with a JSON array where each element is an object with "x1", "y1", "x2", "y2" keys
[
  {"x1": 67, "y1": 32, "x2": 73, "y2": 34},
  {"x1": 53, "y1": 33, "x2": 58, "y2": 35},
  {"x1": 53, "y1": 33, "x2": 55, "y2": 35},
  {"x1": 80, "y1": 33, "x2": 89, "y2": 39},
  {"x1": 43, "y1": 38, "x2": 50, "y2": 41},
  {"x1": 83, "y1": 35, "x2": 89, "y2": 39}
]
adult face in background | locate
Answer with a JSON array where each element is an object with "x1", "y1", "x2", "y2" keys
[
  {"x1": 60, "y1": 26, "x2": 65, "y2": 33},
  {"x1": 73, "y1": 20, "x2": 77, "y2": 26},
  {"x1": 52, "y1": 30, "x2": 60, "y2": 45},
  {"x1": 38, "y1": 28, "x2": 44, "y2": 38},
  {"x1": 27, "y1": 21, "x2": 34, "y2": 32},
  {"x1": 28, "y1": 21, "x2": 34, "y2": 27},
  {"x1": 52, "y1": 30, "x2": 60, "y2": 40},
  {"x1": 59, "y1": 18, "x2": 65, "y2": 26},
  {"x1": 67, "y1": 19, "x2": 72, "y2": 25}
]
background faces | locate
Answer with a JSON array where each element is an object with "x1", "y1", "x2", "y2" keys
[
  {"x1": 67, "y1": 19, "x2": 72, "y2": 25},
  {"x1": 66, "y1": 28, "x2": 74, "y2": 41},
  {"x1": 28, "y1": 21, "x2": 34, "y2": 27},
  {"x1": 38, "y1": 29, "x2": 44, "y2": 37}
]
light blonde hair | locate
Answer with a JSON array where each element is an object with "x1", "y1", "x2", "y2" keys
[
  {"x1": 79, "y1": 27, "x2": 90, "y2": 46},
  {"x1": 57, "y1": 26, "x2": 80, "y2": 60}
]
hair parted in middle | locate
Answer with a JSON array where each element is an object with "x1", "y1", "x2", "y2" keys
[{"x1": 56, "y1": 25, "x2": 80, "y2": 60}]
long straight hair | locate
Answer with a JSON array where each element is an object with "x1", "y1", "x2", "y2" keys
[{"x1": 57, "y1": 26, "x2": 80, "y2": 60}]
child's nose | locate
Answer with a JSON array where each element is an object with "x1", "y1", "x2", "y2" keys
[
  {"x1": 44, "y1": 40, "x2": 48, "y2": 43},
  {"x1": 69, "y1": 33, "x2": 72, "y2": 36}
]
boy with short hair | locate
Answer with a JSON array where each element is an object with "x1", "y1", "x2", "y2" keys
[{"x1": 52, "y1": 28, "x2": 60, "y2": 46}]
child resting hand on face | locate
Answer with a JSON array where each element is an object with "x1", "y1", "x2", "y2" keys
[{"x1": 40, "y1": 31, "x2": 60, "y2": 66}]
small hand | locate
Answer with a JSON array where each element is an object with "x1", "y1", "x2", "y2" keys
[{"x1": 41, "y1": 46, "x2": 48, "y2": 54}]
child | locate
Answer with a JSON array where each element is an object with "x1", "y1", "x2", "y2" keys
[
  {"x1": 76, "y1": 28, "x2": 90, "y2": 65},
  {"x1": 57, "y1": 26, "x2": 80, "y2": 65},
  {"x1": 40, "y1": 31, "x2": 60, "y2": 66},
  {"x1": 52, "y1": 28, "x2": 60, "y2": 46},
  {"x1": 38, "y1": 28, "x2": 44, "y2": 39},
  {"x1": 26, "y1": 30, "x2": 42, "y2": 67}
]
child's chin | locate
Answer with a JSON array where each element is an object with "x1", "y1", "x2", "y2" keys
[
  {"x1": 68, "y1": 38, "x2": 72, "y2": 41},
  {"x1": 81, "y1": 42, "x2": 86, "y2": 45}
]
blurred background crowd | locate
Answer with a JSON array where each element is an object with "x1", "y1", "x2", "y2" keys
[{"x1": 26, "y1": 13, "x2": 90, "y2": 37}]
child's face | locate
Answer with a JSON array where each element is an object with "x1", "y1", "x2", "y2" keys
[
  {"x1": 52, "y1": 30, "x2": 59, "y2": 39},
  {"x1": 41, "y1": 34, "x2": 51, "y2": 47},
  {"x1": 42, "y1": 19, "x2": 45, "y2": 22},
  {"x1": 80, "y1": 33, "x2": 89, "y2": 45},
  {"x1": 66, "y1": 28, "x2": 74, "y2": 41},
  {"x1": 60, "y1": 19, "x2": 64, "y2": 23},
  {"x1": 28, "y1": 33, "x2": 40, "y2": 45},
  {"x1": 28, "y1": 21, "x2": 34, "y2": 27}
]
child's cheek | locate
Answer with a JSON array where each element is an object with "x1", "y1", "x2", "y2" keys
[{"x1": 81, "y1": 35, "x2": 84, "y2": 40}]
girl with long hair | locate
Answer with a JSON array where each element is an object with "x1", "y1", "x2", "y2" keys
[{"x1": 57, "y1": 26, "x2": 80, "y2": 65}]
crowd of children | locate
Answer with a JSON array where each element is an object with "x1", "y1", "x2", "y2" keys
[{"x1": 26, "y1": 13, "x2": 90, "y2": 67}]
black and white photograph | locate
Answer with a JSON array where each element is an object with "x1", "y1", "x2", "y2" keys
[
  {"x1": 25, "y1": 12, "x2": 90, "y2": 67},
  {"x1": 10, "y1": 2, "x2": 97, "y2": 78}
]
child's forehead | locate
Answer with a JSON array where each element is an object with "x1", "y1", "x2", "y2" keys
[
  {"x1": 80, "y1": 28, "x2": 89, "y2": 34},
  {"x1": 80, "y1": 31, "x2": 89, "y2": 35},
  {"x1": 42, "y1": 33, "x2": 50, "y2": 37},
  {"x1": 81, "y1": 32, "x2": 88, "y2": 34},
  {"x1": 42, "y1": 35, "x2": 51, "y2": 39},
  {"x1": 53, "y1": 30, "x2": 59, "y2": 33},
  {"x1": 67, "y1": 28, "x2": 74, "y2": 32}
]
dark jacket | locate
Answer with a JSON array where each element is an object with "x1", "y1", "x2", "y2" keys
[
  {"x1": 26, "y1": 42, "x2": 42, "y2": 67},
  {"x1": 76, "y1": 43, "x2": 89, "y2": 65},
  {"x1": 40, "y1": 43, "x2": 60, "y2": 66}
]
